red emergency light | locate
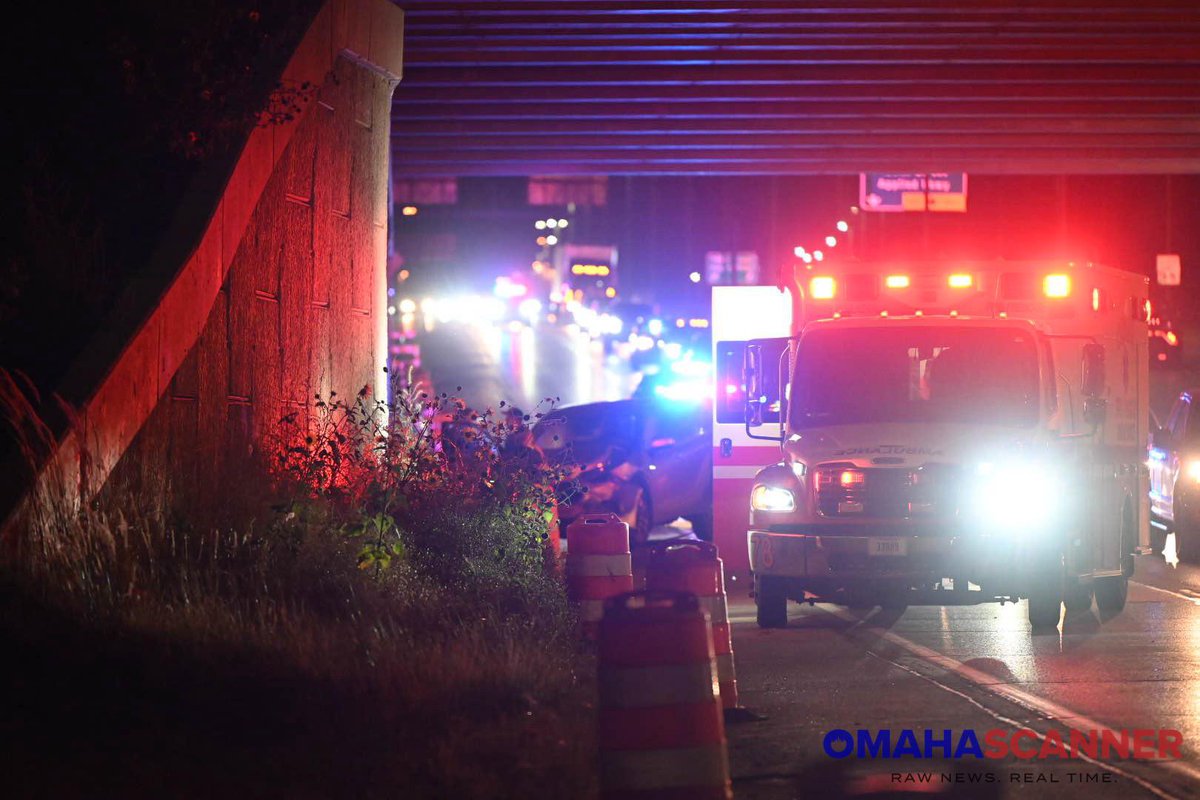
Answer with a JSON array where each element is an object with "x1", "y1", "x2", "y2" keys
[
  {"x1": 839, "y1": 469, "x2": 865, "y2": 487},
  {"x1": 1043, "y1": 274, "x2": 1071, "y2": 298},
  {"x1": 809, "y1": 276, "x2": 837, "y2": 299}
]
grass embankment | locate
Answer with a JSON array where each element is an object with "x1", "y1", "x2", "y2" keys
[{"x1": 0, "y1": 388, "x2": 595, "y2": 798}]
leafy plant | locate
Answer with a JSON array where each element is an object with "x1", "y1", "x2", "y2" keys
[{"x1": 274, "y1": 375, "x2": 574, "y2": 595}]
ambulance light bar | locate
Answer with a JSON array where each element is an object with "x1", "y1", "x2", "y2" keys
[{"x1": 804, "y1": 266, "x2": 1086, "y2": 313}]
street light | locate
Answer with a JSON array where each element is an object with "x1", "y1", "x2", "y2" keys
[
  {"x1": 535, "y1": 220, "x2": 547, "y2": 230},
  {"x1": 836, "y1": 220, "x2": 849, "y2": 232},
  {"x1": 793, "y1": 246, "x2": 806, "y2": 257},
  {"x1": 825, "y1": 235, "x2": 837, "y2": 247},
  {"x1": 689, "y1": 271, "x2": 702, "y2": 283}
]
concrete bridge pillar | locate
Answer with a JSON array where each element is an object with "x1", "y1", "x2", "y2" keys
[{"x1": 8, "y1": 0, "x2": 404, "y2": 522}]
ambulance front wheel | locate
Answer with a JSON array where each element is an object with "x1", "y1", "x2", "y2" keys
[
  {"x1": 1025, "y1": 548, "x2": 1066, "y2": 630},
  {"x1": 755, "y1": 574, "x2": 789, "y2": 629},
  {"x1": 1096, "y1": 505, "x2": 1134, "y2": 616},
  {"x1": 1094, "y1": 574, "x2": 1128, "y2": 615},
  {"x1": 1026, "y1": 590, "x2": 1062, "y2": 629}
]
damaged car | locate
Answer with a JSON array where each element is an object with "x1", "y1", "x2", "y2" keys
[{"x1": 534, "y1": 396, "x2": 712, "y2": 546}]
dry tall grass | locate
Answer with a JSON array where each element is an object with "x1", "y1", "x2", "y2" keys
[{"x1": 0, "y1": 373, "x2": 596, "y2": 799}]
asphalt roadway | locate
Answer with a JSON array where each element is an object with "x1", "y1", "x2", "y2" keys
[
  {"x1": 416, "y1": 317, "x2": 1200, "y2": 800},
  {"x1": 725, "y1": 546, "x2": 1200, "y2": 800}
]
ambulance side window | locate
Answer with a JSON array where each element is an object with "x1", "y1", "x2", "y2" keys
[{"x1": 715, "y1": 341, "x2": 747, "y2": 424}]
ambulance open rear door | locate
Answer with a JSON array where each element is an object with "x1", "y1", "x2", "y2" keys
[{"x1": 711, "y1": 286, "x2": 794, "y2": 574}]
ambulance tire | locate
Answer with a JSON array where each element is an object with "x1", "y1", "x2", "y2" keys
[
  {"x1": 1062, "y1": 582, "x2": 1093, "y2": 616},
  {"x1": 1094, "y1": 574, "x2": 1128, "y2": 615},
  {"x1": 1175, "y1": 524, "x2": 1192, "y2": 564},
  {"x1": 1149, "y1": 519, "x2": 1167, "y2": 554},
  {"x1": 1172, "y1": 495, "x2": 1194, "y2": 563},
  {"x1": 1096, "y1": 504, "x2": 1133, "y2": 616},
  {"x1": 1027, "y1": 591, "x2": 1062, "y2": 629},
  {"x1": 1026, "y1": 552, "x2": 1064, "y2": 629},
  {"x1": 755, "y1": 575, "x2": 788, "y2": 629}
]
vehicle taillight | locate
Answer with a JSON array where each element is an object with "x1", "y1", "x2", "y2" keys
[
  {"x1": 1043, "y1": 274, "x2": 1071, "y2": 298},
  {"x1": 809, "y1": 276, "x2": 837, "y2": 300},
  {"x1": 948, "y1": 274, "x2": 973, "y2": 289}
]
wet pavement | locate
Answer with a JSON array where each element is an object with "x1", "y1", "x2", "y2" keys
[
  {"x1": 417, "y1": 320, "x2": 636, "y2": 413},
  {"x1": 417, "y1": 318, "x2": 1200, "y2": 798},
  {"x1": 726, "y1": 537, "x2": 1200, "y2": 800}
]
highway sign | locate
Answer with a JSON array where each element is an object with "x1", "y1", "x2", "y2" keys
[{"x1": 860, "y1": 173, "x2": 968, "y2": 213}]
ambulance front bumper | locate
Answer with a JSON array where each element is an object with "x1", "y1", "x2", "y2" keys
[{"x1": 748, "y1": 527, "x2": 1046, "y2": 587}]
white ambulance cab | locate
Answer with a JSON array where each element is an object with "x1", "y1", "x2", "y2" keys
[{"x1": 711, "y1": 261, "x2": 1150, "y2": 628}]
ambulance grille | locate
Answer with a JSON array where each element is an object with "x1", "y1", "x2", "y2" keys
[{"x1": 816, "y1": 465, "x2": 958, "y2": 519}]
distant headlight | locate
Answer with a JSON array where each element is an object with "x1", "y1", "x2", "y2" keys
[
  {"x1": 752, "y1": 485, "x2": 796, "y2": 512},
  {"x1": 969, "y1": 461, "x2": 1059, "y2": 530}
]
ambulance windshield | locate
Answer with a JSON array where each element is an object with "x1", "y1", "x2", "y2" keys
[{"x1": 789, "y1": 325, "x2": 1041, "y2": 429}]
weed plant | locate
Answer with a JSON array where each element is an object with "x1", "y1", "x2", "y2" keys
[{"x1": 0, "y1": 371, "x2": 595, "y2": 799}]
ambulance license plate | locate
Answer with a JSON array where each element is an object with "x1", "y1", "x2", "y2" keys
[{"x1": 868, "y1": 538, "x2": 907, "y2": 557}]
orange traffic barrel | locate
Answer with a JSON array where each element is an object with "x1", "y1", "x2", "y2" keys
[
  {"x1": 597, "y1": 591, "x2": 731, "y2": 800},
  {"x1": 646, "y1": 541, "x2": 739, "y2": 710},
  {"x1": 566, "y1": 513, "x2": 634, "y2": 636}
]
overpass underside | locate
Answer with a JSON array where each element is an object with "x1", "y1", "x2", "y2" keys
[{"x1": 391, "y1": 0, "x2": 1200, "y2": 176}]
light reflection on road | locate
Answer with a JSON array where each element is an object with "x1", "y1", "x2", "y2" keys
[{"x1": 418, "y1": 319, "x2": 638, "y2": 412}]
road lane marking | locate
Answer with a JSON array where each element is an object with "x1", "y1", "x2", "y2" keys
[
  {"x1": 860, "y1": 648, "x2": 1183, "y2": 800},
  {"x1": 1131, "y1": 580, "x2": 1200, "y2": 606},
  {"x1": 810, "y1": 604, "x2": 1200, "y2": 796}
]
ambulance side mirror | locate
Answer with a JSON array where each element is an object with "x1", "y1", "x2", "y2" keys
[
  {"x1": 1081, "y1": 344, "x2": 1107, "y2": 426},
  {"x1": 745, "y1": 343, "x2": 764, "y2": 428}
]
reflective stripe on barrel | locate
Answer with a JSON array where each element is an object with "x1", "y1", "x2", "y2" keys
[
  {"x1": 567, "y1": 514, "x2": 633, "y2": 637},
  {"x1": 645, "y1": 542, "x2": 739, "y2": 710},
  {"x1": 567, "y1": 553, "x2": 633, "y2": 577},
  {"x1": 598, "y1": 591, "x2": 731, "y2": 800}
]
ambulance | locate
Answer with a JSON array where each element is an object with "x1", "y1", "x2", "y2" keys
[{"x1": 711, "y1": 261, "x2": 1150, "y2": 628}]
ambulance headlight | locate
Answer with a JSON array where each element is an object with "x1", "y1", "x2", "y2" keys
[
  {"x1": 752, "y1": 485, "x2": 796, "y2": 512},
  {"x1": 970, "y1": 461, "x2": 1059, "y2": 530}
]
